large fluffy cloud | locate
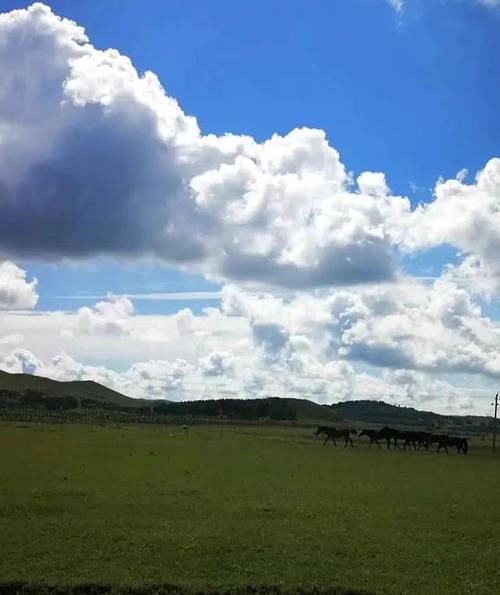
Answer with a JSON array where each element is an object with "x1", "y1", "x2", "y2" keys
[
  {"x1": 220, "y1": 277, "x2": 500, "y2": 379},
  {"x1": 0, "y1": 3, "x2": 410, "y2": 288},
  {"x1": 0, "y1": 262, "x2": 38, "y2": 309},
  {"x1": 403, "y1": 160, "x2": 500, "y2": 285},
  {"x1": 1, "y1": 3, "x2": 499, "y2": 291}
]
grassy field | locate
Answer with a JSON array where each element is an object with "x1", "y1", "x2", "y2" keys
[{"x1": 1, "y1": 423, "x2": 500, "y2": 594}]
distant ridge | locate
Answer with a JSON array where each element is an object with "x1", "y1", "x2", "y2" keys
[
  {"x1": 0, "y1": 369, "x2": 146, "y2": 409},
  {"x1": 330, "y1": 399, "x2": 491, "y2": 431},
  {"x1": 0, "y1": 370, "x2": 492, "y2": 429},
  {"x1": 0, "y1": 370, "x2": 338, "y2": 423}
]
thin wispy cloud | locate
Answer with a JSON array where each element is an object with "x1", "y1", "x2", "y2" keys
[
  {"x1": 57, "y1": 291, "x2": 223, "y2": 301},
  {"x1": 387, "y1": 0, "x2": 404, "y2": 12}
]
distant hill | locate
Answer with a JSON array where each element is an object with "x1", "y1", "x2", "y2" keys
[
  {"x1": 154, "y1": 396, "x2": 340, "y2": 423},
  {"x1": 0, "y1": 370, "x2": 147, "y2": 410},
  {"x1": 330, "y1": 399, "x2": 492, "y2": 431},
  {"x1": 0, "y1": 371, "x2": 339, "y2": 423},
  {"x1": 0, "y1": 371, "x2": 492, "y2": 429}
]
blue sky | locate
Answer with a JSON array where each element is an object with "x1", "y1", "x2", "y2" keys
[
  {"x1": 4, "y1": 0, "x2": 499, "y2": 314},
  {"x1": 0, "y1": 0, "x2": 499, "y2": 412}
]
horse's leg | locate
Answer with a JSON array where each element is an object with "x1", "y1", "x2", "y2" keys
[
  {"x1": 369, "y1": 438, "x2": 373, "y2": 448},
  {"x1": 323, "y1": 436, "x2": 328, "y2": 446},
  {"x1": 333, "y1": 438, "x2": 337, "y2": 447},
  {"x1": 375, "y1": 439, "x2": 382, "y2": 449},
  {"x1": 344, "y1": 436, "x2": 348, "y2": 448}
]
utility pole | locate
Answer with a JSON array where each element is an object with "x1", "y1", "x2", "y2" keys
[{"x1": 493, "y1": 393, "x2": 499, "y2": 456}]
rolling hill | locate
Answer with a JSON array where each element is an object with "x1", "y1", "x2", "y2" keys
[
  {"x1": 0, "y1": 370, "x2": 492, "y2": 429},
  {"x1": 330, "y1": 399, "x2": 492, "y2": 431},
  {"x1": 0, "y1": 370, "x2": 339, "y2": 422},
  {"x1": 0, "y1": 369, "x2": 146, "y2": 409}
]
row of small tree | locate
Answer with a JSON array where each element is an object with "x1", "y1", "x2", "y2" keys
[{"x1": 0, "y1": 391, "x2": 298, "y2": 422}]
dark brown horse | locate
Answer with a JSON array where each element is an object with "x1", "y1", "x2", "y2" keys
[
  {"x1": 379, "y1": 426, "x2": 401, "y2": 449},
  {"x1": 314, "y1": 426, "x2": 357, "y2": 447},
  {"x1": 359, "y1": 429, "x2": 383, "y2": 448},
  {"x1": 380, "y1": 427, "x2": 433, "y2": 451},
  {"x1": 431, "y1": 434, "x2": 468, "y2": 454}
]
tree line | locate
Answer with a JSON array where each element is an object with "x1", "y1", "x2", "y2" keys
[{"x1": 0, "y1": 391, "x2": 298, "y2": 422}]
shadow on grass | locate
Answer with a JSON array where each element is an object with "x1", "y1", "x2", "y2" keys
[{"x1": 0, "y1": 583, "x2": 375, "y2": 595}]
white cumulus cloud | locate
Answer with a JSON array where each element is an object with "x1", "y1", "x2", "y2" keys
[
  {"x1": 402, "y1": 159, "x2": 500, "y2": 284},
  {"x1": 0, "y1": 3, "x2": 411, "y2": 289},
  {"x1": 0, "y1": 268, "x2": 496, "y2": 414},
  {"x1": 0, "y1": 262, "x2": 38, "y2": 309},
  {"x1": 1, "y1": 4, "x2": 499, "y2": 293},
  {"x1": 78, "y1": 295, "x2": 134, "y2": 336}
]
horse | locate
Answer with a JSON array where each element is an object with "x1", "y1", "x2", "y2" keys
[
  {"x1": 314, "y1": 426, "x2": 357, "y2": 447},
  {"x1": 359, "y1": 429, "x2": 383, "y2": 448},
  {"x1": 415, "y1": 431, "x2": 432, "y2": 451},
  {"x1": 379, "y1": 427, "x2": 432, "y2": 451},
  {"x1": 399, "y1": 430, "x2": 422, "y2": 451},
  {"x1": 379, "y1": 426, "x2": 401, "y2": 449},
  {"x1": 431, "y1": 434, "x2": 468, "y2": 454}
]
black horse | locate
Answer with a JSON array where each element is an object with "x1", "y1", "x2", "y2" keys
[
  {"x1": 359, "y1": 429, "x2": 383, "y2": 448},
  {"x1": 379, "y1": 426, "x2": 401, "y2": 449},
  {"x1": 314, "y1": 426, "x2": 357, "y2": 447},
  {"x1": 380, "y1": 427, "x2": 433, "y2": 451},
  {"x1": 431, "y1": 434, "x2": 468, "y2": 454},
  {"x1": 414, "y1": 431, "x2": 432, "y2": 451},
  {"x1": 400, "y1": 430, "x2": 423, "y2": 451}
]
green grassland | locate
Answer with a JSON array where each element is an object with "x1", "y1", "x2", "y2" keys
[{"x1": 1, "y1": 423, "x2": 500, "y2": 594}]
